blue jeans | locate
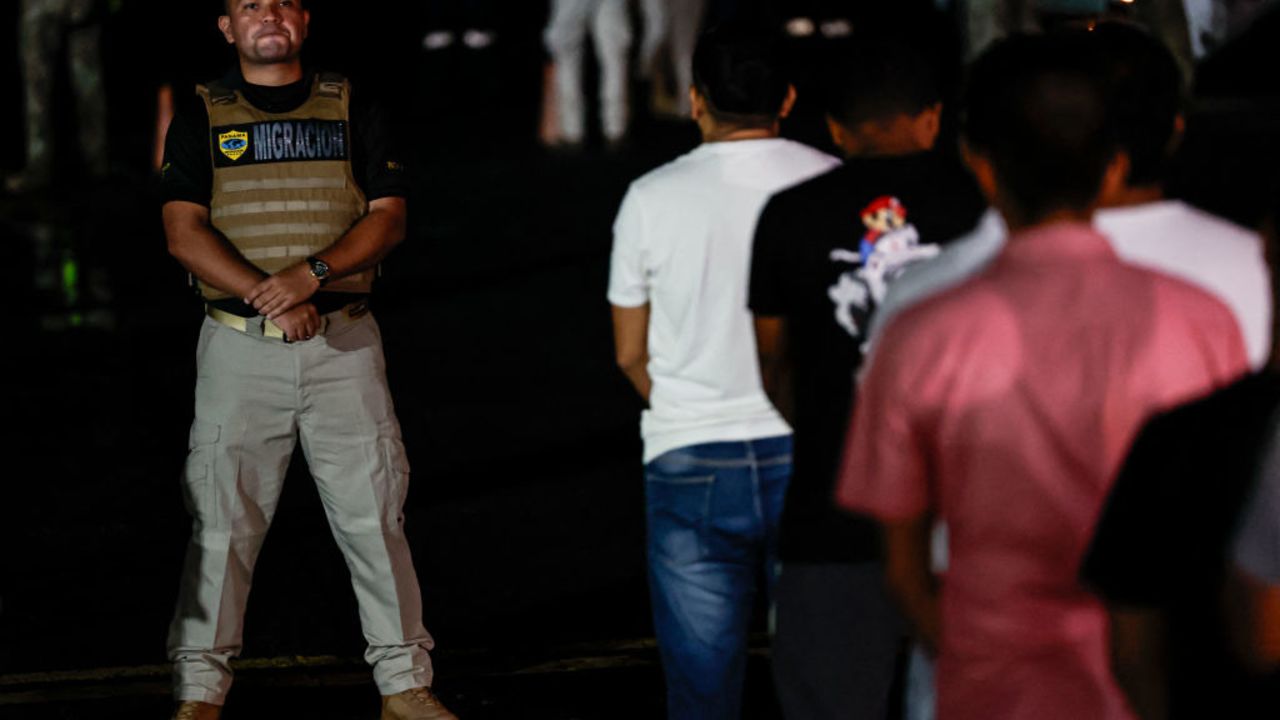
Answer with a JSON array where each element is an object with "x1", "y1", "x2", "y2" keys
[{"x1": 645, "y1": 435, "x2": 792, "y2": 720}]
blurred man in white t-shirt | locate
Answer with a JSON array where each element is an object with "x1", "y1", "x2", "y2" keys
[{"x1": 607, "y1": 23, "x2": 838, "y2": 720}]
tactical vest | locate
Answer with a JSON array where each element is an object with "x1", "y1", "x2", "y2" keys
[{"x1": 198, "y1": 72, "x2": 373, "y2": 300}]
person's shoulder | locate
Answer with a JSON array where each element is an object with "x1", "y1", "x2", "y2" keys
[
  {"x1": 1139, "y1": 259, "x2": 1246, "y2": 335},
  {"x1": 771, "y1": 138, "x2": 842, "y2": 168},
  {"x1": 762, "y1": 161, "x2": 846, "y2": 207},
  {"x1": 1165, "y1": 200, "x2": 1262, "y2": 247},
  {"x1": 626, "y1": 144, "x2": 725, "y2": 193},
  {"x1": 1104, "y1": 200, "x2": 1261, "y2": 246},
  {"x1": 880, "y1": 268, "x2": 1005, "y2": 353},
  {"x1": 174, "y1": 82, "x2": 213, "y2": 120}
]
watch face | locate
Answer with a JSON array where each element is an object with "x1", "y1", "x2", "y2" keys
[{"x1": 309, "y1": 257, "x2": 330, "y2": 278}]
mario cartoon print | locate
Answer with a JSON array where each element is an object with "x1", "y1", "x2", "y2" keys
[{"x1": 828, "y1": 195, "x2": 940, "y2": 339}]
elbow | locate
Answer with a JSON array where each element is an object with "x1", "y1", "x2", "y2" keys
[
  {"x1": 616, "y1": 351, "x2": 644, "y2": 376},
  {"x1": 386, "y1": 220, "x2": 407, "y2": 250},
  {"x1": 165, "y1": 232, "x2": 191, "y2": 266}
]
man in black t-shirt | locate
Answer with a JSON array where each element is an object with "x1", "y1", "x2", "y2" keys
[
  {"x1": 159, "y1": 2, "x2": 454, "y2": 719},
  {"x1": 748, "y1": 39, "x2": 985, "y2": 720}
]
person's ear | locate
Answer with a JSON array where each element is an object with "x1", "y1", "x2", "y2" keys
[
  {"x1": 1099, "y1": 151, "x2": 1131, "y2": 206},
  {"x1": 689, "y1": 86, "x2": 705, "y2": 121},
  {"x1": 218, "y1": 14, "x2": 235, "y2": 45},
  {"x1": 1165, "y1": 112, "x2": 1186, "y2": 161},
  {"x1": 302, "y1": 8, "x2": 310, "y2": 41},
  {"x1": 961, "y1": 140, "x2": 998, "y2": 206},
  {"x1": 825, "y1": 115, "x2": 846, "y2": 150},
  {"x1": 778, "y1": 84, "x2": 798, "y2": 120},
  {"x1": 912, "y1": 102, "x2": 943, "y2": 151}
]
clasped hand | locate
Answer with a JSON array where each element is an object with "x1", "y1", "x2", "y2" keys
[
  {"x1": 245, "y1": 261, "x2": 320, "y2": 319},
  {"x1": 272, "y1": 302, "x2": 321, "y2": 342},
  {"x1": 245, "y1": 262, "x2": 322, "y2": 342}
]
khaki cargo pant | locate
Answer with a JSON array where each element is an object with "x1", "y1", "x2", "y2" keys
[{"x1": 167, "y1": 310, "x2": 433, "y2": 705}]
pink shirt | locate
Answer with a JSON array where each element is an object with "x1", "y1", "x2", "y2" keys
[{"x1": 837, "y1": 222, "x2": 1248, "y2": 720}]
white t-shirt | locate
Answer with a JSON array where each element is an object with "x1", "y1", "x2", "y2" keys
[
  {"x1": 871, "y1": 200, "x2": 1272, "y2": 370},
  {"x1": 608, "y1": 138, "x2": 841, "y2": 462}
]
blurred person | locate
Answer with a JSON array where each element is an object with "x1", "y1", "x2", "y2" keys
[
  {"x1": 638, "y1": 0, "x2": 707, "y2": 118},
  {"x1": 747, "y1": 38, "x2": 985, "y2": 720},
  {"x1": 608, "y1": 24, "x2": 839, "y2": 719},
  {"x1": 6, "y1": 0, "x2": 108, "y2": 193},
  {"x1": 866, "y1": 25, "x2": 1271, "y2": 720},
  {"x1": 543, "y1": 0, "x2": 633, "y2": 146},
  {"x1": 872, "y1": 22, "x2": 1270, "y2": 365},
  {"x1": 158, "y1": 1, "x2": 455, "y2": 718},
  {"x1": 962, "y1": 0, "x2": 1192, "y2": 61},
  {"x1": 1231, "y1": 391, "x2": 1280, "y2": 677},
  {"x1": 837, "y1": 33, "x2": 1248, "y2": 720},
  {"x1": 1082, "y1": 191, "x2": 1280, "y2": 718}
]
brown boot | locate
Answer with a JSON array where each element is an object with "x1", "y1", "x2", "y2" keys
[
  {"x1": 381, "y1": 687, "x2": 459, "y2": 720},
  {"x1": 171, "y1": 701, "x2": 221, "y2": 719}
]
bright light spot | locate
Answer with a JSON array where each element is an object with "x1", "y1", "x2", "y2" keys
[
  {"x1": 785, "y1": 17, "x2": 816, "y2": 38},
  {"x1": 820, "y1": 19, "x2": 854, "y2": 38}
]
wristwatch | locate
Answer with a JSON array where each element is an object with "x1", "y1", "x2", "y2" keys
[{"x1": 305, "y1": 256, "x2": 331, "y2": 286}]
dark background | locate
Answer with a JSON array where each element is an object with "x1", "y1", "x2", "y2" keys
[
  {"x1": 0, "y1": 0, "x2": 662, "y2": 680},
  {"x1": 3, "y1": 1, "x2": 1280, "y2": 716}
]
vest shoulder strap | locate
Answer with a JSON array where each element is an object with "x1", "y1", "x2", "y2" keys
[
  {"x1": 316, "y1": 72, "x2": 348, "y2": 100},
  {"x1": 202, "y1": 80, "x2": 238, "y2": 106}
]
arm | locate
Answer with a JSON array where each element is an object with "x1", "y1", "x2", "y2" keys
[
  {"x1": 883, "y1": 514, "x2": 941, "y2": 655},
  {"x1": 754, "y1": 315, "x2": 795, "y2": 424},
  {"x1": 612, "y1": 304, "x2": 651, "y2": 403},
  {"x1": 163, "y1": 200, "x2": 269, "y2": 299},
  {"x1": 1107, "y1": 606, "x2": 1170, "y2": 720},
  {"x1": 163, "y1": 200, "x2": 320, "y2": 340},
  {"x1": 245, "y1": 196, "x2": 407, "y2": 318}
]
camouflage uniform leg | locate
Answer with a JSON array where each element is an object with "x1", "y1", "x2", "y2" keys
[
  {"x1": 17, "y1": 0, "x2": 67, "y2": 180},
  {"x1": 67, "y1": 0, "x2": 108, "y2": 176}
]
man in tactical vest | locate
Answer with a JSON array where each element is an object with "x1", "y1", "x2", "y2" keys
[{"x1": 158, "y1": 2, "x2": 455, "y2": 719}]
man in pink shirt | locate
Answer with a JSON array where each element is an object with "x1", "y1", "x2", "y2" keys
[{"x1": 836, "y1": 34, "x2": 1248, "y2": 720}]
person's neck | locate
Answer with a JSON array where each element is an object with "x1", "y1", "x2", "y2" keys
[
  {"x1": 239, "y1": 60, "x2": 304, "y2": 87},
  {"x1": 701, "y1": 122, "x2": 777, "y2": 144},
  {"x1": 1004, "y1": 207, "x2": 1093, "y2": 234},
  {"x1": 840, "y1": 136, "x2": 929, "y2": 159},
  {"x1": 1100, "y1": 183, "x2": 1164, "y2": 209}
]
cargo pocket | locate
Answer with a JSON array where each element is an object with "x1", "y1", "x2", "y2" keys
[{"x1": 182, "y1": 419, "x2": 221, "y2": 525}]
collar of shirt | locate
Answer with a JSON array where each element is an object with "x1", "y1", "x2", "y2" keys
[
  {"x1": 997, "y1": 219, "x2": 1117, "y2": 267},
  {"x1": 220, "y1": 65, "x2": 315, "y2": 114}
]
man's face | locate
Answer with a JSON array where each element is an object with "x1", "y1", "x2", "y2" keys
[{"x1": 219, "y1": 0, "x2": 309, "y2": 66}]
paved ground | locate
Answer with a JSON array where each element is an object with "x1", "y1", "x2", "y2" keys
[{"x1": 0, "y1": 640, "x2": 785, "y2": 719}]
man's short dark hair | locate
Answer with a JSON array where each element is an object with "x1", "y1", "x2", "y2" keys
[
  {"x1": 1089, "y1": 22, "x2": 1183, "y2": 188},
  {"x1": 963, "y1": 33, "x2": 1117, "y2": 222},
  {"x1": 824, "y1": 40, "x2": 940, "y2": 129},
  {"x1": 691, "y1": 24, "x2": 790, "y2": 127}
]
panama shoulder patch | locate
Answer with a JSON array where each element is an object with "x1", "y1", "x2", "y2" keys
[{"x1": 218, "y1": 130, "x2": 249, "y2": 161}]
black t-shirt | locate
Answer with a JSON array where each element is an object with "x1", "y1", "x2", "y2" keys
[
  {"x1": 1082, "y1": 372, "x2": 1280, "y2": 718},
  {"x1": 749, "y1": 152, "x2": 986, "y2": 563},
  {"x1": 159, "y1": 67, "x2": 409, "y2": 207}
]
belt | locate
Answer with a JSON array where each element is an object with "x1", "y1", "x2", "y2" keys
[{"x1": 206, "y1": 300, "x2": 369, "y2": 342}]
